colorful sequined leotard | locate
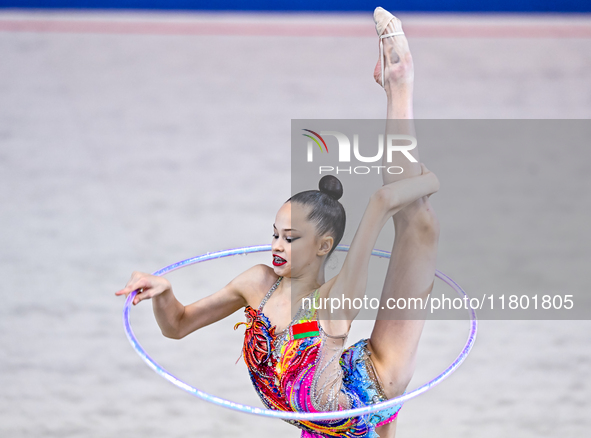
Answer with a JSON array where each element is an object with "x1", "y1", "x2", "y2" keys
[{"x1": 234, "y1": 276, "x2": 402, "y2": 438}]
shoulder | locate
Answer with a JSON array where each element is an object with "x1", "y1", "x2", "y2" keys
[
  {"x1": 232, "y1": 263, "x2": 276, "y2": 286},
  {"x1": 229, "y1": 264, "x2": 279, "y2": 307}
]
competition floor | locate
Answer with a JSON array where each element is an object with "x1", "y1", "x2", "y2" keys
[{"x1": 1, "y1": 9, "x2": 590, "y2": 438}]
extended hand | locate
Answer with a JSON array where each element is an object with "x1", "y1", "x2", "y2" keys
[{"x1": 115, "y1": 271, "x2": 172, "y2": 306}]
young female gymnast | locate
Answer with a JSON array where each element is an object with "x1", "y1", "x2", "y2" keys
[{"x1": 116, "y1": 7, "x2": 440, "y2": 438}]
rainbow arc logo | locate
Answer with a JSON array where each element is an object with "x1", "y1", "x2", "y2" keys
[{"x1": 302, "y1": 129, "x2": 328, "y2": 153}]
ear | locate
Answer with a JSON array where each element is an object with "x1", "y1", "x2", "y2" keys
[{"x1": 317, "y1": 235, "x2": 334, "y2": 257}]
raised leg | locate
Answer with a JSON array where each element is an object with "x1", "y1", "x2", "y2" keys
[{"x1": 369, "y1": 9, "x2": 440, "y2": 438}]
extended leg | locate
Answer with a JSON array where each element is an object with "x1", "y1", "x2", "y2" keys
[{"x1": 369, "y1": 9, "x2": 440, "y2": 438}]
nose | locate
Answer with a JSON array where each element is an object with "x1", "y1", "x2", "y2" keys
[{"x1": 272, "y1": 236, "x2": 283, "y2": 253}]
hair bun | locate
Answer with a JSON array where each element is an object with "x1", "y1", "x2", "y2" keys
[{"x1": 319, "y1": 175, "x2": 343, "y2": 201}]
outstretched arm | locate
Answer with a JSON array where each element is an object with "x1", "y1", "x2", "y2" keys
[{"x1": 115, "y1": 264, "x2": 270, "y2": 339}]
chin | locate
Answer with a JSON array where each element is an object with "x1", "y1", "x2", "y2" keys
[{"x1": 273, "y1": 265, "x2": 291, "y2": 277}]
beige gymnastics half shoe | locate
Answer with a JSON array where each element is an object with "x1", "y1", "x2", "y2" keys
[{"x1": 374, "y1": 6, "x2": 405, "y2": 88}]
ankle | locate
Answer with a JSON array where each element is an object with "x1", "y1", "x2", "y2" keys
[
  {"x1": 386, "y1": 92, "x2": 414, "y2": 119},
  {"x1": 386, "y1": 81, "x2": 414, "y2": 99}
]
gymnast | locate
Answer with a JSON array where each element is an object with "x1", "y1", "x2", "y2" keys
[{"x1": 116, "y1": 7, "x2": 440, "y2": 438}]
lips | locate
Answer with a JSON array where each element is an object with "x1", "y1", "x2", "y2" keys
[{"x1": 272, "y1": 254, "x2": 287, "y2": 267}]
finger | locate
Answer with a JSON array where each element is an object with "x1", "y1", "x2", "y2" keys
[
  {"x1": 117, "y1": 278, "x2": 151, "y2": 297},
  {"x1": 115, "y1": 286, "x2": 135, "y2": 296},
  {"x1": 133, "y1": 288, "x2": 149, "y2": 305},
  {"x1": 115, "y1": 288, "x2": 138, "y2": 296},
  {"x1": 115, "y1": 285, "x2": 134, "y2": 296}
]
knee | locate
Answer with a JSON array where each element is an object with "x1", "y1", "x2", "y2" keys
[
  {"x1": 369, "y1": 342, "x2": 417, "y2": 399},
  {"x1": 416, "y1": 205, "x2": 440, "y2": 243},
  {"x1": 379, "y1": 365, "x2": 415, "y2": 399}
]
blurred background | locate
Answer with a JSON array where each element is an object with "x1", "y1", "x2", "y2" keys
[
  {"x1": 1, "y1": 1, "x2": 590, "y2": 438},
  {"x1": 1, "y1": 0, "x2": 591, "y2": 12}
]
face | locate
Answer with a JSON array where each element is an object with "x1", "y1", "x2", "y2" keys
[{"x1": 271, "y1": 201, "x2": 334, "y2": 278}]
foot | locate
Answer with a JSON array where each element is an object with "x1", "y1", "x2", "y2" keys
[{"x1": 373, "y1": 7, "x2": 414, "y2": 90}]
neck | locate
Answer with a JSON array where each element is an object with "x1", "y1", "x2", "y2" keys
[{"x1": 279, "y1": 263, "x2": 325, "y2": 304}]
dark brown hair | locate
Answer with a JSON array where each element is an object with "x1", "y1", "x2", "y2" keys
[{"x1": 287, "y1": 175, "x2": 346, "y2": 257}]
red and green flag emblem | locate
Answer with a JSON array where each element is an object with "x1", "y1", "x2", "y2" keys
[{"x1": 291, "y1": 321, "x2": 320, "y2": 340}]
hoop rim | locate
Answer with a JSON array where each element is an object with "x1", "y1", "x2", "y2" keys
[{"x1": 122, "y1": 244, "x2": 477, "y2": 421}]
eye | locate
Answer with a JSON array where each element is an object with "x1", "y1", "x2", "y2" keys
[
  {"x1": 285, "y1": 237, "x2": 293, "y2": 243},
  {"x1": 272, "y1": 233, "x2": 279, "y2": 239}
]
